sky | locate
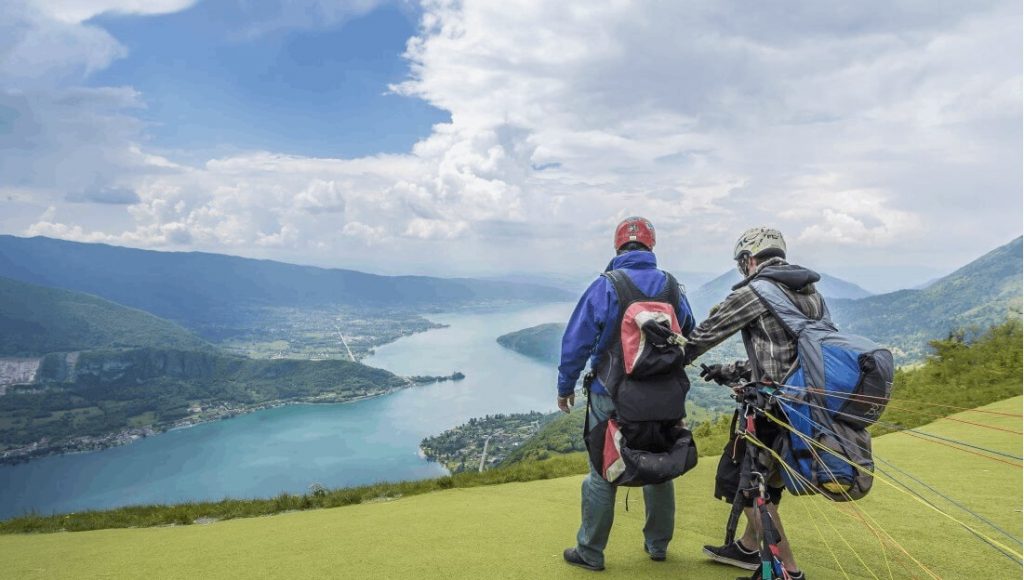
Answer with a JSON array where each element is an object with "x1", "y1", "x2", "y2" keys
[{"x1": 1, "y1": 0, "x2": 1021, "y2": 293}]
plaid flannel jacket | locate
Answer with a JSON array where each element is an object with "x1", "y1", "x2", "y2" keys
[{"x1": 684, "y1": 258, "x2": 825, "y2": 382}]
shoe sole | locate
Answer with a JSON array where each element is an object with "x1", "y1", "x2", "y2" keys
[
  {"x1": 643, "y1": 544, "x2": 666, "y2": 562},
  {"x1": 702, "y1": 547, "x2": 759, "y2": 571},
  {"x1": 564, "y1": 550, "x2": 605, "y2": 572},
  {"x1": 564, "y1": 560, "x2": 605, "y2": 572}
]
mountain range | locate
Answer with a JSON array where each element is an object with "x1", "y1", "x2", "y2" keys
[
  {"x1": 497, "y1": 237, "x2": 1023, "y2": 366},
  {"x1": 0, "y1": 236, "x2": 573, "y2": 335},
  {"x1": 830, "y1": 236, "x2": 1023, "y2": 360},
  {"x1": 687, "y1": 268, "x2": 873, "y2": 318},
  {"x1": 1, "y1": 238, "x2": 517, "y2": 462}
]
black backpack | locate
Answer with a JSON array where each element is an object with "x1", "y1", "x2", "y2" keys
[{"x1": 584, "y1": 269, "x2": 697, "y2": 486}]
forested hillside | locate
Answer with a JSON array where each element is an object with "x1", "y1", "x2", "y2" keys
[
  {"x1": 0, "y1": 348, "x2": 407, "y2": 461},
  {"x1": 830, "y1": 237, "x2": 1022, "y2": 361},
  {"x1": 0, "y1": 276, "x2": 208, "y2": 356},
  {"x1": 496, "y1": 323, "x2": 563, "y2": 364}
]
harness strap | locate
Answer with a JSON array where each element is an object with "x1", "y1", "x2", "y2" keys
[{"x1": 582, "y1": 372, "x2": 595, "y2": 441}]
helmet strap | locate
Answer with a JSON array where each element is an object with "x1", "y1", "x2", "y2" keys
[{"x1": 736, "y1": 254, "x2": 752, "y2": 277}]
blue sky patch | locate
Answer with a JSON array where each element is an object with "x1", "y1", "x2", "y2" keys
[{"x1": 88, "y1": 2, "x2": 448, "y2": 158}]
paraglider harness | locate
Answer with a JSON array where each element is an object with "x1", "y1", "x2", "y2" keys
[
  {"x1": 580, "y1": 268, "x2": 697, "y2": 487},
  {"x1": 720, "y1": 374, "x2": 887, "y2": 580},
  {"x1": 723, "y1": 380, "x2": 792, "y2": 580},
  {"x1": 582, "y1": 370, "x2": 698, "y2": 487}
]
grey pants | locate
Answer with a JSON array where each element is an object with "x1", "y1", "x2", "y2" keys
[{"x1": 575, "y1": 393, "x2": 676, "y2": 567}]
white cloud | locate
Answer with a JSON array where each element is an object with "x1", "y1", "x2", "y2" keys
[
  {"x1": 0, "y1": 86, "x2": 158, "y2": 200},
  {"x1": 28, "y1": 0, "x2": 198, "y2": 23},
  {"x1": 403, "y1": 217, "x2": 468, "y2": 240},
  {"x1": 5, "y1": 0, "x2": 1022, "y2": 282},
  {"x1": 0, "y1": 3, "x2": 125, "y2": 85}
]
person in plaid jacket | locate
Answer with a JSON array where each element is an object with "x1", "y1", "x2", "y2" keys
[{"x1": 683, "y1": 227, "x2": 824, "y2": 580}]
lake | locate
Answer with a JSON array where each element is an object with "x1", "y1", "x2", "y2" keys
[{"x1": 0, "y1": 302, "x2": 574, "y2": 520}]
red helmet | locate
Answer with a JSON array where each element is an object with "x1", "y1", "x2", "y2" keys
[{"x1": 614, "y1": 216, "x2": 656, "y2": 251}]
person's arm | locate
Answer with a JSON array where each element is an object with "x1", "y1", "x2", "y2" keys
[
  {"x1": 683, "y1": 286, "x2": 766, "y2": 364},
  {"x1": 556, "y1": 277, "x2": 613, "y2": 406}
]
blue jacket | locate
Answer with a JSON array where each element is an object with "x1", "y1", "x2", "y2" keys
[{"x1": 557, "y1": 251, "x2": 695, "y2": 396}]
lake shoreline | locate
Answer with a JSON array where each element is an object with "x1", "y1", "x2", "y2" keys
[
  {"x1": 0, "y1": 375, "x2": 464, "y2": 467},
  {"x1": 0, "y1": 302, "x2": 570, "y2": 520}
]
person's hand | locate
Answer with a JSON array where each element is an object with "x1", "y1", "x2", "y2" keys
[
  {"x1": 699, "y1": 363, "x2": 728, "y2": 384},
  {"x1": 557, "y1": 393, "x2": 575, "y2": 413}
]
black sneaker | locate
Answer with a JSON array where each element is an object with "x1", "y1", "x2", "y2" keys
[
  {"x1": 703, "y1": 540, "x2": 759, "y2": 571},
  {"x1": 563, "y1": 548, "x2": 605, "y2": 572},
  {"x1": 642, "y1": 542, "x2": 666, "y2": 562}
]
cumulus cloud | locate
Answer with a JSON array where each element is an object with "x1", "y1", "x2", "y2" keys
[{"x1": 4, "y1": 0, "x2": 1021, "y2": 283}]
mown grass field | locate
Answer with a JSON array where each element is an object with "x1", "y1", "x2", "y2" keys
[{"x1": 2, "y1": 397, "x2": 1020, "y2": 579}]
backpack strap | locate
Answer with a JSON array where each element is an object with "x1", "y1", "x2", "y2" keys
[
  {"x1": 661, "y1": 272, "x2": 682, "y2": 311},
  {"x1": 602, "y1": 269, "x2": 646, "y2": 315},
  {"x1": 603, "y1": 269, "x2": 681, "y2": 311},
  {"x1": 740, "y1": 328, "x2": 765, "y2": 382},
  {"x1": 748, "y1": 278, "x2": 833, "y2": 338}
]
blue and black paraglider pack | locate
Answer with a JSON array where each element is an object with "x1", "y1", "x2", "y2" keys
[{"x1": 747, "y1": 278, "x2": 895, "y2": 501}]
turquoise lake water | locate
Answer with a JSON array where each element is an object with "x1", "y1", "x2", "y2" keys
[{"x1": 0, "y1": 302, "x2": 573, "y2": 520}]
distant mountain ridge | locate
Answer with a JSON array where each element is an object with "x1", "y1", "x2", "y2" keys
[
  {"x1": 688, "y1": 268, "x2": 873, "y2": 317},
  {"x1": 830, "y1": 236, "x2": 1023, "y2": 361},
  {"x1": 0, "y1": 236, "x2": 573, "y2": 334},
  {"x1": 0, "y1": 276, "x2": 208, "y2": 357}
]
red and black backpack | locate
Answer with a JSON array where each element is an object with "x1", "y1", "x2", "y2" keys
[{"x1": 584, "y1": 269, "x2": 697, "y2": 486}]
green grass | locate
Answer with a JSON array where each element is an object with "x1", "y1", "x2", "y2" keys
[
  {"x1": 872, "y1": 320, "x2": 1022, "y2": 436},
  {"x1": 2, "y1": 397, "x2": 1019, "y2": 579},
  {"x1": 0, "y1": 454, "x2": 589, "y2": 534}
]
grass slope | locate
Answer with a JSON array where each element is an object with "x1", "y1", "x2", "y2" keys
[
  {"x1": 0, "y1": 276, "x2": 208, "y2": 356},
  {"x1": 3, "y1": 397, "x2": 1019, "y2": 580}
]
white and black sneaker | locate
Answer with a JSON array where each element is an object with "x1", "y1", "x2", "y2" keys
[{"x1": 702, "y1": 541, "x2": 759, "y2": 571}]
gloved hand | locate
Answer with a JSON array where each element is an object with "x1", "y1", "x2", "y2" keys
[{"x1": 699, "y1": 364, "x2": 733, "y2": 386}]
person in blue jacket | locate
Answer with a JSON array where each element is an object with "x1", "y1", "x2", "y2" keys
[{"x1": 558, "y1": 217, "x2": 696, "y2": 571}]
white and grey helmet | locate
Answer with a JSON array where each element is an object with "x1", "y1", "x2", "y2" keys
[{"x1": 733, "y1": 227, "x2": 786, "y2": 273}]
